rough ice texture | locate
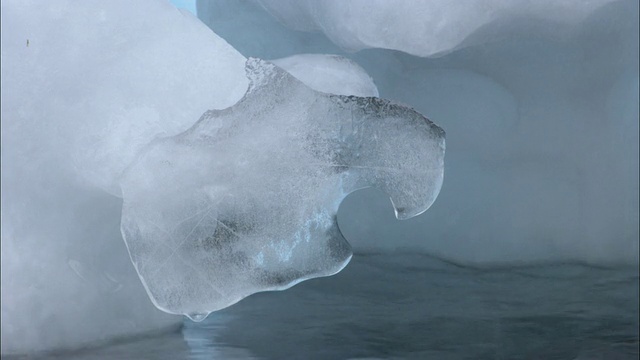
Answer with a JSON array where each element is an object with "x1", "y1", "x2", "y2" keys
[
  {"x1": 256, "y1": 0, "x2": 618, "y2": 57},
  {"x1": 120, "y1": 58, "x2": 445, "y2": 320},
  {"x1": 1, "y1": 0, "x2": 248, "y2": 354},
  {"x1": 198, "y1": 0, "x2": 639, "y2": 265},
  {"x1": 272, "y1": 54, "x2": 379, "y2": 97}
]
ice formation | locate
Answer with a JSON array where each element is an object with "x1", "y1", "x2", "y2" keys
[
  {"x1": 199, "y1": 0, "x2": 639, "y2": 264},
  {"x1": 1, "y1": 0, "x2": 247, "y2": 354},
  {"x1": 1, "y1": 0, "x2": 248, "y2": 197},
  {"x1": 272, "y1": 54, "x2": 379, "y2": 97},
  {"x1": 256, "y1": 0, "x2": 619, "y2": 57},
  {"x1": 2, "y1": 0, "x2": 637, "y2": 355},
  {"x1": 1, "y1": 0, "x2": 425, "y2": 352},
  {"x1": 120, "y1": 58, "x2": 445, "y2": 320}
]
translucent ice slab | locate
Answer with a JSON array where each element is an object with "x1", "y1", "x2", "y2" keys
[{"x1": 120, "y1": 59, "x2": 445, "y2": 320}]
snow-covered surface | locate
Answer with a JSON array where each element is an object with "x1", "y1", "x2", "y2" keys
[
  {"x1": 272, "y1": 54, "x2": 379, "y2": 97},
  {"x1": 120, "y1": 58, "x2": 443, "y2": 320},
  {"x1": 256, "y1": 0, "x2": 619, "y2": 57},
  {"x1": 1, "y1": 0, "x2": 247, "y2": 354}
]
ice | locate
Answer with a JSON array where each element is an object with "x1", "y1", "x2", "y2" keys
[
  {"x1": 256, "y1": 0, "x2": 618, "y2": 57},
  {"x1": 2, "y1": 0, "x2": 636, "y2": 355},
  {"x1": 119, "y1": 58, "x2": 445, "y2": 319},
  {"x1": 272, "y1": 54, "x2": 379, "y2": 97},
  {"x1": 198, "y1": 0, "x2": 639, "y2": 265},
  {"x1": 2, "y1": 0, "x2": 247, "y2": 197},
  {"x1": 1, "y1": 0, "x2": 248, "y2": 354}
]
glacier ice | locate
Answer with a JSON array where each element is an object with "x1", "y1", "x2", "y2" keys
[
  {"x1": 1, "y1": 0, "x2": 412, "y2": 353},
  {"x1": 256, "y1": 0, "x2": 619, "y2": 57},
  {"x1": 119, "y1": 58, "x2": 445, "y2": 319},
  {"x1": 198, "y1": 0, "x2": 639, "y2": 264},
  {"x1": 2, "y1": 0, "x2": 636, "y2": 356},
  {"x1": 272, "y1": 54, "x2": 379, "y2": 97},
  {"x1": 1, "y1": 0, "x2": 248, "y2": 354},
  {"x1": 2, "y1": 0, "x2": 248, "y2": 197}
]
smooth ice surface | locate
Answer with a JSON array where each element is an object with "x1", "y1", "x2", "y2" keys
[
  {"x1": 272, "y1": 54, "x2": 379, "y2": 97},
  {"x1": 120, "y1": 58, "x2": 445, "y2": 319},
  {"x1": 2, "y1": 0, "x2": 247, "y2": 197},
  {"x1": 256, "y1": 0, "x2": 619, "y2": 57},
  {"x1": 1, "y1": 0, "x2": 248, "y2": 354}
]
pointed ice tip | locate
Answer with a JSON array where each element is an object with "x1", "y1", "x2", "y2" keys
[
  {"x1": 186, "y1": 312, "x2": 208, "y2": 322},
  {"x1": 394, "y1": 207, "x2": 412, "y2": 220},
  {"x1": 390, "y1": 199, "x2": 428, "y2": 220},
  {"x1": 394, "y1": 207, "x2": 427, "y2": 220}
]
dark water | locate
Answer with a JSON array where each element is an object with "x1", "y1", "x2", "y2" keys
[{"x1": 16, "y1": 253, "x2": 639, "y2": 359}]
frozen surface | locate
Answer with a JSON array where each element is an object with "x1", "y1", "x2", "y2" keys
[
  {"x1": 272, "y1": 54, "x2": 379, "y2": 97},
  {"x1": 120, "y1": 58, "x2": 445, "y2": 319},
  {"x1": 1, "y1": 0, "x2": 247, "y2": 354},
  {"x1": 256, "y1": 0, "x2": 619, "y2": 57},
  {"x1": 198, "y1": 0, "x2": 639, "y2": 265}
]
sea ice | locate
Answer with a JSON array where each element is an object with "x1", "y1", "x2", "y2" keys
[{"x1": 119, "y1": 58, "x2": 445, "y2": 319}]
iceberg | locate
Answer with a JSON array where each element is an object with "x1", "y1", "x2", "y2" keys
[
  {"x1": 3, "y1": 0, "x2": 636, "y2": 355},
  {"x1": 1, "y1": 0, "x2": 246, "y2": 354},
  {"x1": 255, "y1": 0, "x2": 619, "y2": 57},
  {"x1": 1, "y1": 0, "x2": 432, "y2": 352},
  {"x1": 198, "y1": 0, "x2": 639, "y2": 265},
  {"x1": 120, "y1": 58, "x2": 445, "y2": 320}
]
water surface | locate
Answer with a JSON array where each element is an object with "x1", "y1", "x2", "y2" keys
[{"x1": 15, "y1": 253, "x2": 639, "y2": 359}]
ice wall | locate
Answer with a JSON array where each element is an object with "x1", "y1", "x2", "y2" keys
[
  {"x1": 1, "y1": 0, "x2": 247, "y2": 354},
  {"x1": 198, "y1": 0, "x2": 639, "y2": 265}
]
